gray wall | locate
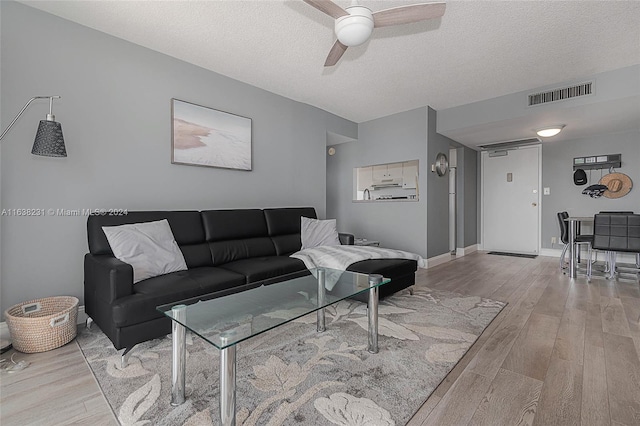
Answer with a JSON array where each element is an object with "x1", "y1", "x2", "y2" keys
[
  {"x1": 462, "y1": 147, "x2": 479, "y2": 247},
  {"x1": 454, "y1": 146, "x2": 479, "y2": 249},
  {"x1": 326, "y1": 107, "x2": 429, "y2": 256},
  {"x1": 0, "y1": 2, "x2": 356, "y2": 314},
  {"x1": 426, "y1": 107, "x2": 455, "y2": 257},
  {"x1": 541, "y1": 128, "x2": 640, "y2": 249},
  {"x1": 326, "y1": 107, "x2": 460, "y2": 259}
]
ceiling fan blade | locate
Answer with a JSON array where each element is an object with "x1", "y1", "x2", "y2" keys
[
  {"x1": 373, "y1": 2, "x2": 446, "y2": 28},
  {"x1": 324, "y1": 40, "x2": 348, "y2": 67},
  {"x1": 303, "y1": 0, "x2": 349, "y2": 19}
]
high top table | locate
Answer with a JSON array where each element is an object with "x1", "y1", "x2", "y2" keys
[
  {"x1": 158, "y1": 268, "x2": 390, "y2": 426},
  {"x1": 565, "y1": 216, "x2": 594, "y2": 278}
]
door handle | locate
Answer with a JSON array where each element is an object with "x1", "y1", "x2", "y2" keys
[{"x1": 532, "y1": 203, "x2": 537, "y2": 207}]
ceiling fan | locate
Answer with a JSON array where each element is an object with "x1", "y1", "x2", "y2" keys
[{"x1": 303, "y1": 0, "x2": 446, "y2": 66}]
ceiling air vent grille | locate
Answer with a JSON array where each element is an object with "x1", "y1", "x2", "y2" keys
[
  {"x1": 478, "y1": 138, "x2": 541, "y2": 151},
  {"x1": 528, "y1": 82, "x2": 593, "y2": 106}
]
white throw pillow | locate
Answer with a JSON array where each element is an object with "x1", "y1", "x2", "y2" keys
[
  {"x1": 301, "y1": 216, "x2": 341, "y2": 250},
  {"x1": 102, "y1": 219, "x2": 188, "y2": 283}
]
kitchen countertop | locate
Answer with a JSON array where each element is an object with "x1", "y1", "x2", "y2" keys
[{"x1": 353, "y1": 198, "x2": 419, "y2": 203}]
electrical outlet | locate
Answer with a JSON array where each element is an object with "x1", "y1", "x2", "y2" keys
[{"x1": 551, "y1": 236, "x2": 557, "y2": 244}]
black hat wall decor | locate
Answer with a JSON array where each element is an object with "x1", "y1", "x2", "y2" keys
[
  {"x1": 582, "y1": 184, "x2": 608, "y2": 198},
  {"x1": 573, "y1": 169, "x2": 587, "y2": 185}
]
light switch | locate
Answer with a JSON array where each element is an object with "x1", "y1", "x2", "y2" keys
[{"x1": 544, "y1": 187, "x2": 551, "y2": 195}]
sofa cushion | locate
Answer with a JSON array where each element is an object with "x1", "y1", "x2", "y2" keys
[
  {"x1": 202, "y1": 209, "x2": 276, "y2": 264},
  {"x1": 219, "y1": 256, "x2": 307, "y2": 283},
  {"x1": 202, "y1": 209, "x2": 268, "y2": 241},
  {"x1": 102, "y1": 219, "x2": 188, "y2": 283},
  {"x1": 264, "y1": 207, "x2": 317, "y2": 255},
  {"x1": 112, "y1": 267, "x2": 246, "y2": 327},
  {"x1": 347, "y1": 259, "x2": 418, "y2": 302},
  {"x1": 347, "y1": 259, "x2": 418, "y2": 277},
  {"x1": 209, "y1": 238, "x2": 276, "y2": 265},
  {"x1": 87, "y1": 211, "x2": 211, "y2": 267},
  {"x1": 301, "y1": 217, "x2": 341, "y2": 249}
]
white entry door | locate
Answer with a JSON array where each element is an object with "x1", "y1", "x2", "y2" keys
[{"x1": 482, "y1": 145, "x2": 541, "y2": 254}]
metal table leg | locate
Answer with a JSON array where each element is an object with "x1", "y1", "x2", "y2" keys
[
  {"x1": 368, "y1": 274, "x2": 382, "y2": 354},
  {"x1": 568, "y1": 219, "x2": 578, "y2": 278},
  {"x1": 219, "y1": 335, "x2": 236, "y2": 426},
  {"x1": 317, "y1": 269, "x2": 326, "y2": 332},
  {"x1": 171, "y1": 305, "x2": 186, "y2": 406},
  {"x1": 607, "y1": 251, "x2": 617, "y2": 279}
]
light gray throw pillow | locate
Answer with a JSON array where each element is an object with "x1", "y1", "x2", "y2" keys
[
  {"x1": 301, "y1": 216, "x2": 341, "y2": 250},
  {"x1": 102, "y1": 219, "x2": 188, "y2": 283}
]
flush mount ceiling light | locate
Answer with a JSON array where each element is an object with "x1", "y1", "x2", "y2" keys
[{"x1": 535, "y1": 125, "x2": 566, "y2": 138}]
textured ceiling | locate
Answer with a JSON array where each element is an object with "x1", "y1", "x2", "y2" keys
[{"x1": 20, "y1": 0, "x2": 640, "y2": 126}]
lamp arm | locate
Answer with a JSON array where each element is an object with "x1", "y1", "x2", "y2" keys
[{"x1": 0, "y1": 96, "x2": 61, "y2": 141}]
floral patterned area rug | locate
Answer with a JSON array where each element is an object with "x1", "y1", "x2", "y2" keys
[{"x1": 77, "y1": 286, "x2": 505, "y2": 425}]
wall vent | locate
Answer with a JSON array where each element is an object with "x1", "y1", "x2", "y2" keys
[
  {"x1": 478, "y1": 137, "x2": 541, "y2": 151},
  {"x1": 528, "y1": 81, "x2": 593, "y2": 106}
]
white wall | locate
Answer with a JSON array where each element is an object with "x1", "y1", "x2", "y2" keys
[{"x1": 0, "y1": 2, "x2": 356, "y2": 314}]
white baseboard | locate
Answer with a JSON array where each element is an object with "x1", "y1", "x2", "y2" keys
[
  {"x1": 456, "y1": 244, "x2": 479, "y2": 257},
  {"x1": 0, "y1": 321, "x2": 9, "y2": 342},
  {"x1": 539, "y1": 248, "x2": 638, "y2": 264},
  {"x1": 425, "y1": 252, "x2": 453, "y2": 269},
  {"x1": 539, "y1": 248, "x2": 563, "y2": 257},
  {"x1": 78, "y1": 305, "x2": 88, "y2": 324},
  {"x1": 1, "y1": 305, "x2": 88, "y2": 343}
]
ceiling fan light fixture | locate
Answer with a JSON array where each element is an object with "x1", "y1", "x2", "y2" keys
[
  {"x1": 535, "y1": 125, "x2": 565, "y2": 138},
  {"x1": 335, "y1": 6, "x2": 373, "y2": 47}
]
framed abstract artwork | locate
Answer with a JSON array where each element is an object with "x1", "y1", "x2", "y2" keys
[{"x1": 171, "y1": 99, "x2": 252, "y2": 171}]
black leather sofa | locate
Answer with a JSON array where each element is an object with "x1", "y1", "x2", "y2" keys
[{"x1": 84, "y1": 207, "x2": 418, "y2": 352}]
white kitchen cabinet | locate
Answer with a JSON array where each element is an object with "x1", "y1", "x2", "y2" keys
[
  {"x1": 357, "y1": 166, "x2": 373, "y2": 191},
  {"x1": 372, "y1": 163, "x2": 403, "y2": 180},
  {"x1": 387, "y1": 163, "x2": 403, "y2": 179},
  {"x1": 402, "y1": 160, "x2": 418, "y2": 189},
  {"x1": 372, "y1": 165, "x2": 387, "y2": 181}
]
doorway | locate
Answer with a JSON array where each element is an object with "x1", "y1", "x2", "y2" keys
[{"x1": 481, "y1": 145, "x2": 541, "y2": 254}]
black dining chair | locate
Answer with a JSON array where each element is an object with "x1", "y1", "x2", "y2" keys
[
  {"x1": 592, "y1": 213, "x2": 640, "y2": 280},
  {"x1": 557, "y1": 211, "x2": 593, "y2": 276}
]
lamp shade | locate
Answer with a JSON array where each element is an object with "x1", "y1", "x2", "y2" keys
[{"x1": 32, "y1": 120, "x2": 66, "y2": 157}]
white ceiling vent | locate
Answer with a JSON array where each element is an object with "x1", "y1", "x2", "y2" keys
[
  {"x1": 528, "y1": 82, "x2": 593, "y2": 106},
  {"x1": 478, "y1": 137, "x2": 541, "y2": 151}
]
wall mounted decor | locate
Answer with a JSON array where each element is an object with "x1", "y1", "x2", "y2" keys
[
  {"x1": 431, "y1": 152, "x2": 448, "y2": 176},
  {"x1": 599, "y1": 172, "x2": 633, "y2": 199},
  {"x1": 171, "y1": 99, "x2": 252, "y2": 171},
  {"x1": 573, "y1": 153, "x2": 621, "y2": 171}
]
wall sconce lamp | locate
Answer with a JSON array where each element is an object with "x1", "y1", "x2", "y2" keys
[
  {"x1": 535, "y1": 125, "x2": 565, "y2": 138},
  {"x1": 0, "y1": 96, "x2": 67, "y2": 157}
]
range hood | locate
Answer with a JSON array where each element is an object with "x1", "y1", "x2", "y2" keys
[{"x1": 372, "y1": 177, "x2": 403, "y2": 188}]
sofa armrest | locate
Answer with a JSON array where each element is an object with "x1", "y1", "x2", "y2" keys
[
  {"x1": 84, "y1": 254, "x2": 134, "y2": 304},
  {"x1": 339, "y1": 233, "x2": 355, "y2": 245}
]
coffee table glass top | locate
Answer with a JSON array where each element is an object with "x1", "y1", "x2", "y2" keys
[{"x1": 157, "y1": 268, "x2": 390, "y2": 350}]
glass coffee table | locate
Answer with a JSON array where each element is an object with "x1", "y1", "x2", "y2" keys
[{"x1": 157, "y1": 268, "x2": 390, "y2": 426}]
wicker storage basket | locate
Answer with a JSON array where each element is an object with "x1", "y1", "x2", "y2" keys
[{"x1": 4, "y1": 296, "x2": 79, "y2": 353}]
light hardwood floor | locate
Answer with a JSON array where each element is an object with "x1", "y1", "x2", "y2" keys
[{"x1": 1, "y1": 252, "x2": 639, "y2": 425}]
